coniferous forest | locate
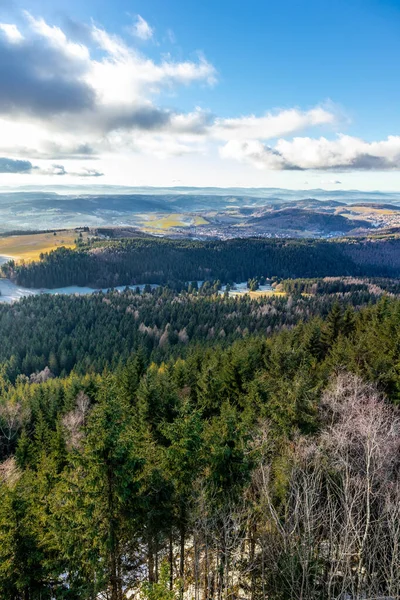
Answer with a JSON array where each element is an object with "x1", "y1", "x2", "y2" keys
[
  {"x1": 4, "y1": 235, "x2": 400, "y2": 289},
  {"x1": 1, "y1": 268, "x2": 400, "y2": 599}
]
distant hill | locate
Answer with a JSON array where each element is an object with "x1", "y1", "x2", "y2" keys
[
  {"x1": 247, "y1": 208, "x2": 371, "y2": 233},
  {"x1": 279, "y1": 198, "x2": 347, "y2": 210},
  {"x1": 0, "y1": 189, "x2": 398, "y2": 235},
  {"x1": 347, "y1": 202, "x2": 400, "y2": 211}
]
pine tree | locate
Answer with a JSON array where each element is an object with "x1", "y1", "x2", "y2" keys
[
  {"x1": 322, "y1": 301, "x2": 342, "y2": 348},
  {"x1": 342, "y1": 305, "x2": 356, "y2": 337},
  {"x1": 53, "y1": 375, "x2": 142, "y2": 600}
]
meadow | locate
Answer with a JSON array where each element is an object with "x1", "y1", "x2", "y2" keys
[
  {"x1": 0, "y1": 230, "x2": 87, "y2": 262},
  {"x1": 139, "y1": 213, "x2": 209, "y2": 231}
]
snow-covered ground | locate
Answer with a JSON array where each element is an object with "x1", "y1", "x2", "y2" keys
[
  {"x1": 0, "y1": 255, "x2": 274, "y2": 303},
  {"x1": 0, "y1": 276, "x2": 158, "y2": 304},
  {"x1": 220, "y1": 281, "x2": 274, "y2": 295},
  {"x1": 0, "y1": 280, "x2": 275, "y2": 303}
]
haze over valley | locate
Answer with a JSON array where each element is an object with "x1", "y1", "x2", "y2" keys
[{"x1": 2, "y1": 186, "x2": 400, "y2": 239}]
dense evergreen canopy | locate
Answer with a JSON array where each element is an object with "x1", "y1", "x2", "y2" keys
[
  {"x1": 1, "y1": 283, "x2": 400, "y2": 599},
  {"x1": 5, "y1": 235, "x2": 400, "y2": 288}
]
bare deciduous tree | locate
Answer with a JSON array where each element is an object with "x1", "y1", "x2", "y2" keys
[
  {"x1": 0, "y1": 400, "x2": 29, "y2": 455},
  {"x1": 62, "y1": 391, "x2": 91, "y2": 449}
]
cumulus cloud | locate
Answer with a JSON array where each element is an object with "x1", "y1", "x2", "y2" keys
[
  {"x1": 0, "y1": 16, "x2": 93, "y2": 118},
  {"x1": 213, "y1": 107, "x2": 335, "y2": 141},
  {"x1": 0, "y1": 10, "x2": 216, "y2": 156},
  {"x1": 220, "y1": 135, "x2": 400, "y2": 171},
  {"x1": 220, "y1": 140, "x2": 300, "y2": 170},
  {"x1": 0, "y1": 157, "x2": 34, "y2": 173},
  {"x1": 2, "y1": 10, "x2": 400, "y2": 177},
  {"x1": 130, "y1": 15, "x2": 153, "y2": 41}
]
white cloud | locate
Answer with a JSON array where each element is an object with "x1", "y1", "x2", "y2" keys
[
  {"x1": 0, "y1": 11, "x2": 217, "y2": 165},
  {"x1": 220, "y1": 140, "x2": 291, "y2": 170},
  {"x1": 130, "y1": 135, "x2": 204, "y2": 159},
  {"x1": 220, "y1": 135, "x2": 400, "y2": 171},
  {"x1": 0, "y1": 23, "x2": 24, "y2": 43},
  {"x1": 276, "y1": 135, "x2": 400, "y2": 169},
  {"x1": 213, "y1": 107, "x2": 335, "y2": 141},
  {"x1": 131, "y1": 15, "x2": 154, "y2": 41},
  {"x1": 25, "y1": 12, "x2": 89, "y2": 61},
  {"x1": 88, "y1": 27, "x2": 216, "y2": 108},
  {"x1": 1, "y1": 10, "x2": 400, "y2": 184},
  {"x1": 38, "y1": 164, "x2": 103, "y2": 177}
]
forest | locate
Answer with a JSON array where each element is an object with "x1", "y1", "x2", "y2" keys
[
  {"x1": 0, "y1": 277, "x2": 395, "y2": 379},
  {"x1": 1, "y1": 279, "x2": 400, "y2": 599},
  {"x1": 4, "y1": 235, "x2": 400, "y2": 289}
]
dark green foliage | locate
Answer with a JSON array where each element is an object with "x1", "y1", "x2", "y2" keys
[
  {"x1": 0, "y1": 282, "x2": 391, "y2": 380},
  {"x1": 1, "y1": 286, "x2": 400, "y2": 598},
  {"x1": 7, "y1": 235, "x2": 400, "y2": 290}
]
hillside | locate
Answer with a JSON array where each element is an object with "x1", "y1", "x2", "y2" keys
[
  {"x1": 4, "y1": 235, "x2": 400, "y2": 289},
  {"x1": 247, "y1": 207, "x2": 370, "y2": 233}
]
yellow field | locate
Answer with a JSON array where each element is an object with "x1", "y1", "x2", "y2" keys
[
  {"x1": 0, "y1": 231, "x2": 86, "y2": 262},
  {"x1": 339, "y1": 206, "x2": 395, "y2": 216},
  {"x1": 141, "y1": 213, "x2": 209, "y2": 231}
]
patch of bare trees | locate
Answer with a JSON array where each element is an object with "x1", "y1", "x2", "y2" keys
[
  {"x1": 163, "y1": 374, "x2": 400, "y2": 600},
  {"x1": 246, "y1": 373, "x2": 400, "y2": 600}
]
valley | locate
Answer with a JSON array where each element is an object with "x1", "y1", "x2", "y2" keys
[{"x1": 2, "y1": 188, "x2": 400, "y2": 240}]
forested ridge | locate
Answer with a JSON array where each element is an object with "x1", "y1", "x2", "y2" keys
[
  {"x1": 0, "y1": 278, "x2": 394, "y2": 379},
  {"x1": 4, "y1": 235, "x2": 400, "y2": 288},
  {"x1": 1, "y1": 284, "x2": 400, "y2": 599}
]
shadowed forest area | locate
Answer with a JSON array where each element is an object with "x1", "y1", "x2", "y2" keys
[{"x1": 4, "y1": 236, "x2": 400, "y2": 289}]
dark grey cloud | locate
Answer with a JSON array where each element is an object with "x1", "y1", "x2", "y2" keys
[
  {"x1": 38, "y1": 142, "x2": 96, "y2": 160},
  {"x1": 347, "y1": 154, "x2": 396, "y2": 170},
  {"x1": 0, "y1": 15, "x2": 216, "y2": 164},
  {"x1": 0, "y1": 160, "x2": 104, "y2": 177},
  {"x1": 0, "y1": 20, "x2": 214, "y2": 137},
  {"x1": 0, "y1": 142, "x2": 97, "y2": 160},
  {"x1": 0, "y1": 31, "x2": 94, "y2": 117},
  {"x1": 232, "y1": 144, "x2": 400, "y2": 172},
  {"x1": 312, "y1": 155, "x2": 400, "y2": 171},
  {"x1": 0, "y1": 157, "x2": 34, "y2": 173},
  {"x1": 102, "y1": 105, "x2": 172, "y2": 132}
]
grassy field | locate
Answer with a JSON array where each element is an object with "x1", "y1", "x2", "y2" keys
[
  {"x1": 339, "y1": 206, "x2": 396, "y2": 216},
  {"x1": 140, "y1": 213, "x2": 209, "y2": 231},
  {"x1": 0, "y1": 231, "x2": 86, "y2": 262}
]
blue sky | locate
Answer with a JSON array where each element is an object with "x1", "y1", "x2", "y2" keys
[{"x1": 1, "y1": 0, "x2": 400, "y2": 189}]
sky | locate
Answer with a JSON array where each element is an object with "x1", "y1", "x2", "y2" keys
[{"x1": 1, "y1": 0, "x2": 400, "y2": 190}]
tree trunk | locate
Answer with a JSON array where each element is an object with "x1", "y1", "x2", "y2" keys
[
  {"x1": 179, "y1": 515, "x2": 185, "y2": 599},
  {"x1": 169, "y1": 529, "x2": 174, "y2": 591},
  {"x1": 148, "y1": 535, "x2": 155, "y2": 584},
  {"x1": 250, "y1": 523, "x2": 256, "y2": 600},
  {"x1": 107, "y1": 464, "x2": 119, "y2": 600},
  {"x1": 203, "y1": 539, "x2": 209, "y2": 600}
]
